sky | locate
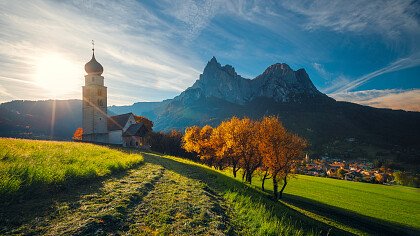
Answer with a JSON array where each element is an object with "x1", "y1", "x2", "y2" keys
[{"x1": 0, "y1": 0, "x2": 419, "y2": 111}]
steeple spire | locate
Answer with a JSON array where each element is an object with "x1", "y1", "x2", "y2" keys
[{"x1": 91, "y1": 40, "x2": 95, "y2": 57}]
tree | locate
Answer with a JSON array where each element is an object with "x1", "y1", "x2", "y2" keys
[
  {"x1": 72, "y1": 127, "x2": 83, "y2": 141},
  {"x1": 232, "y1": 118, "x2": 261, "y2": 184},
  {"x1": 259, "y1": 116, "x2": 307, "y2": 199},
  {"x1": 276, "y1": 133, "x2": 307, "y2": 199},
  {"x1": 197, "y1": 125, "x2": 217, "y2": 166},
  {"x1": 213, "y1": 117, "x2": 242, "y2": 177},
  {"x1": 258, "y1": 116, "x2": 287, "y2": 194},
  {"x1": 183, "y1": 126, "x2": 201, "y2": 154},
  {"x1": 183, "y1": 125, "x2": 218, "y2": 167}
]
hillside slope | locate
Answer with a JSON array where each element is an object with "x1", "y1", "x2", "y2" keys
[
  {"x1": 1, "y1": 142, "x2": 418, "y2": 235},
  {"x1": 0, "y1": 100, "x2": 82, "y2": 140},
  {"x1": 109, "y1": 58, "x2": 420, "y2": 161}
]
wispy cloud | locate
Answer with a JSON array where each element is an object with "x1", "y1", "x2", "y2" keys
[
  {"x1": 282, "y1": 0, "x2": 420, "y2": 38},
  {"x1": 330, "y1": 89, "x2": 420, "y2": 112},
  {"x1": 333, "y1": 54, "x2": 420, "y2": 93},
  {"x1": 0, "y1": 0, "x2": 203, "y2": 105},
  {"x1": 0, "y1": 0, "x2": 418, "y2": 108}
]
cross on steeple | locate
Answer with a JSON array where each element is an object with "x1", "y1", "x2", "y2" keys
[{"x1": 91, "y1": 40, "x2": 95, "y2": 52}]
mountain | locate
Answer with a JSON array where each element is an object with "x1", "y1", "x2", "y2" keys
[
  {"x1": 110, "y1": 57, "x2": 420, "y2": 163},
  {"x1": 1, "y1": 58, "x2": 419, "y2": 162},
  {"x1": 0, "y1": 100, "x2": 82, "y2": 140},
  {"x1": 173, "y1": 57, "x2": 330, "y2": 105}
]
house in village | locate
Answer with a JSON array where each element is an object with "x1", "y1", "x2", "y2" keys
[{"x1": 81, "y1": 45, "x2": 150, "y2": 148}]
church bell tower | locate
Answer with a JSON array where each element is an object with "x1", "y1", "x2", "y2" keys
[{"x1": 82, "y1": 41, "x2": 108, "y2": 143}]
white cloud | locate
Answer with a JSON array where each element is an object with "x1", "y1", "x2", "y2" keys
[
  {"x1": 282, "y1": 0, "x2": 420, "y2": 38},
  {"x1": 333, "y1": 54, "x2": 420, "y2": 93},
  {"x1": 312, "y1": 62, "x2": 329, "y2": 79},
  {"x1": 330, "y1": 89, "x2": 420, "y2": 112},
  {"x1": 0, "y1": 0, "x2": 203, "y2": 105}
]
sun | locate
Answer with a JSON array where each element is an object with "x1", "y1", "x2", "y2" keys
[{"x1": 35, "y1": 53, "x2": 81, "y2": 97}]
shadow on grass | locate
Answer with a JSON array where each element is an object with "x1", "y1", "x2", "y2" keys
[
  {"x1": 0, "y1": 162, "x2": 144, "y2": 234},
  {"x1": 141, "y1": 152, "x2": 352, "y2": 236},
  {"x1": 141, "y1": 152, "x2": 420, "y2": 236},
  {"x1": 281, "y1": 193, "x2": 420, "y2": 236}
]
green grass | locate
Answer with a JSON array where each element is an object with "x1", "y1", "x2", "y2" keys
[
  {"x1": 142, "y1": 152, "x2": 327, "y2": 235},
  {"x1": 226, "y1": 169, "x2": 420, "y2": 234},
  {"x1": 144, "y1": 152, "x2": 420, "y2": 235},
  {"x1": 286, "y1": 175, "x2": 420, "y2": 228},
  {"x1": 0, "y1": 138, "x2": 143, "y2": 199},
  {"x1": 1, "y1": 142, "x2": 418, "y2": 235}
]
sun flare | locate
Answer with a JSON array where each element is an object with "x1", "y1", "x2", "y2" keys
[{"x1": 35, "y1": 53, "x2": 81, "y2": 97}]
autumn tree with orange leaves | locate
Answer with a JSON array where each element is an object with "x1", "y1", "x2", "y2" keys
[
  {"x1": 72, "y1": 127, "x2": 83, "y2": 141},
  {"x1": 183, "y1": 125, "x2": 220, "y2": 167},
  {"x1": 259, "y1": 116, "x2": 307, "y2": 199},
  {"x1": 182, "y1": 116, "x2": 307, "y2": 198},
  {"x1": 213, "y1": 117, "x2": 242, "y2": 177}
]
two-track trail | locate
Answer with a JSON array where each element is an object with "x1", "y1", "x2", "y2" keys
[{"x1": 0, "y1": 154, "x2": 234, "y2": 235}]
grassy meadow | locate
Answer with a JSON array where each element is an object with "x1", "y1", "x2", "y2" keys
[
  {"x1": 226, "y1": 171, "x2": 420, "y2": 234},
  {"x1": 1, "y1": 139, "x2": 419, "y2": 235},
  {"x1": 0, "y1": 138, "x2": 143, "y2": 199},
  {"x1": 143, "y1": 152, "x2": 420, "y2": 235}
]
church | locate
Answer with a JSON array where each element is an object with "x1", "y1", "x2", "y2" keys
[{"x1": 82, "y1": 45, "x2": 149, "y2": 148}]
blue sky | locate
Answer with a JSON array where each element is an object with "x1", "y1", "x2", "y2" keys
[{"x1": 0, "y1": 0, "x2": 419, "y2": 110}]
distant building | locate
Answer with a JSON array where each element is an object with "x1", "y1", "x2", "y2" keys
[{"x1": 82, "y1": 44, "x2": 149, "y2": 147}]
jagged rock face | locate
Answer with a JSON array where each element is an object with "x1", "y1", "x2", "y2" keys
[
  {"x1": 175, "y1": 57, "x2": 327, "y2": 104},
  {"x1": 253, "y1": 63, "x2": 324, "y2": 102}
]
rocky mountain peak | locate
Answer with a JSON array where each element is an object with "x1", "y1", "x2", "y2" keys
[{"x1": 176, "y1": 57, "x2": 328, "y2": 104}]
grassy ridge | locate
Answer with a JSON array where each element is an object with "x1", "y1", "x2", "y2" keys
[
  {"x1": 0, "y1": 138, "x2": 143, "y2": 198},
  {"x1": 227, "y1": 170, "x2": 420, "y2": 233}
]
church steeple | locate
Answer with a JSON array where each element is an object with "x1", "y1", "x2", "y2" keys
[
  {"x1": 84, "y1": 40, "x2": 103, "y2": 75},
  {"x1": 82, "y1": 40, "x2": 108, "y2": 143}
]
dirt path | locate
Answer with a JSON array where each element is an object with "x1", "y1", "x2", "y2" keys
[{"x1": 1, "y1": 159, "x2": 233, "y2": 235}]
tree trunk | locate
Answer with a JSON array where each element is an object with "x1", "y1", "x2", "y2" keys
[
  {"x1": 246, "y1": 172, "x2": 252, "y2": 184},
  {"x1": 232, "y1": 164, "x2": 237, "y2": 178},
  {"x1": 279, "y1": 176, "x2": 287, "y2": 199},
  {"x1": 262, "y1": 170, "x2": 269, "y2": 191},
  {"x1": 273, "y1": 177, "x2": 278, "y2": 199},
  {"x1": 242, "y1": 170, "x2": 246, "y2": 182}
]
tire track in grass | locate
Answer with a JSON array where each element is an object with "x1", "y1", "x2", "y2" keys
[
  {"x1": 124, "y1": 170, "x2": 235, "y2": 235},
  {"x1": 6, "y1": 163, "x2": 165, "y2": 235}
]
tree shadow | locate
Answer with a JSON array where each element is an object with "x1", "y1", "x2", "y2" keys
[
  {"x1": 141, "y1": 152, "x2": 353, "y2": 235},
  {"x1": 281, "y1": 193, "x2": 420, "y2": 236},
  {"x1": 0, "y1": 163, "x2": 143, "y2": 234},
  {"x1": 140, "y1": 152, "x2": 420, "y2": 236}
]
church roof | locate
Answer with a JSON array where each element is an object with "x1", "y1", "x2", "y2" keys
[
  {"x1": 123, "y1": 122, "x2": 147, "y2": 137},
  {"x1": 108, "y1": 113, "x2": 133, "y2": 131},
  {"x1": 85, "y1": 51, "x2": 103, "y2": 75}
]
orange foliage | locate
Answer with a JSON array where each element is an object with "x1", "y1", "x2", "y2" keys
[
  {"x1": 182, "y1": 116, "x2": 307, "y2": 197},
  {"x1": 72, "y1": 127, "x2": 83, "y2": 141}
]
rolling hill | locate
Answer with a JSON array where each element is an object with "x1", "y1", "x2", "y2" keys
[{"x1": 1, "y1": 139, "x2": 418, "y2": 235}]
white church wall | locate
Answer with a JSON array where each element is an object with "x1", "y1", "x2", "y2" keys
[{"x1": 108, "y1": 130, "x2": 123, "y2": 145}]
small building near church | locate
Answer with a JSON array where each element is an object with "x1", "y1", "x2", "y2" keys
[
  {"x1": 108, "y1": 113, "x2": 149, "y2": 148},
  {"x1": 81, "y1": 44, "x2": 150, "y2": 148}
]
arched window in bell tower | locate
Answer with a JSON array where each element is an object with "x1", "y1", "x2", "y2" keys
[{"x1": 98, "y1": 89, "x2": 102, "y2": 96}]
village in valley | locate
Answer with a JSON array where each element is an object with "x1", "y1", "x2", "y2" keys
[{"x1": 299, "y1": 154, "x2": 394, "y2": 184}]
